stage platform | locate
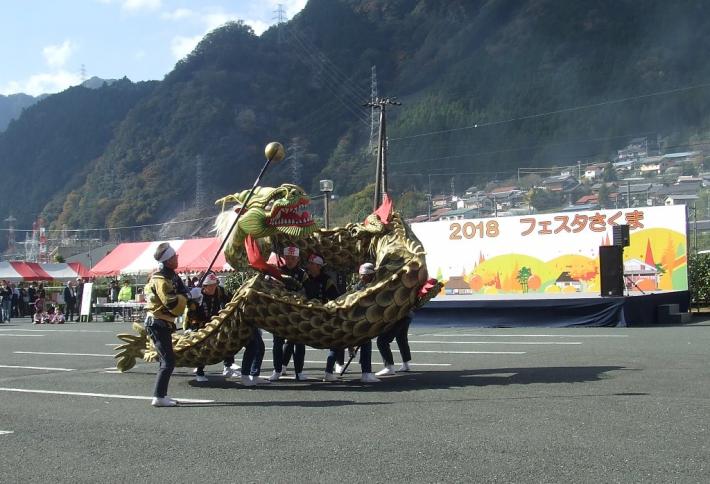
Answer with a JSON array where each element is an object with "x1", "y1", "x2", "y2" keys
[{"x1": 414, "y1": 291, "x2": 690, "y2": 327}]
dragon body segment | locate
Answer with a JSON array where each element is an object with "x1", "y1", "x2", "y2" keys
[{"x1": 115, "y1": 184, "x2": 440, "y2": 372}]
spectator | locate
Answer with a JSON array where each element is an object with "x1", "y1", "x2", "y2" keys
[
  {"x1": 118, "y1": 280, "x2": 134, "y2": 321},
  {"x1": 0, "y1": 280, "x2": 10, "y2": 323},
  {"x1": 63, "y1": 281, "x2": 77, "y2": 322}
]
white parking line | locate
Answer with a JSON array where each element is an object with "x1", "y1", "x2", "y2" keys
[
  {"x1": 14, "y1": 351, "x2": 114, "y2": 357},
  {"x1": 298, "y1": 360, "x2": 451, "y2": 366},
  {"x1": 426, "y1": 333, "x2": 628, "y2": 338},
  {"x1": 0, "y1": 334, "x2": 45, "y2": 337},
  {"x1": 0, "y1": 430, "x2": 14, "y2": 435},
  {"x1": 0, "y1": 387, "x2": 214, "y2": 403},
  {"x1": 408, "y1": 340, "x2": 581, "y2": 345},
  {"x1": 0, "y1": 329, "x2": 114, "y2": 333},
  {"x1": 408, "y1": 350, "x2": 525, "y2": 355},
  {"x1": 264, "y1": 347, "x2": 523, "y2": 355},
  {"x1": 0, "y1": 365, "x2": 74, "y2": 372}
]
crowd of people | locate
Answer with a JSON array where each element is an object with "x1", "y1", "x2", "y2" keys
[
  {"x1": 143, "y1": 242, "x2": 413, "y2": 407},
  {"x1": 0, "y1": 278, "x2": 85, "y2": 325}
]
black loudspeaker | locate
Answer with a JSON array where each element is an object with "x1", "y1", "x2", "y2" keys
[
  {"x1": 612, "y1": 224, "x2": 630, "y2": 247},
  {"x1": 600, "y1": 245, "x2": 624, "y2": 297}
]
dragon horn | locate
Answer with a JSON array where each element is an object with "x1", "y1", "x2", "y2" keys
[{"x1": 368, "y1": 193, "x2": 394, "y2": 225}]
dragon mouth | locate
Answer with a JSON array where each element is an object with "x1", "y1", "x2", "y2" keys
[{"x1": 266, "y1": 198, "x2": 315, "y2": 228}]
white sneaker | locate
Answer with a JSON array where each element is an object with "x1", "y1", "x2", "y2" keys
[
  {"x1": 240, "y1": 375, "x2": 256, "y2": 387},
  {"x1": 250, "y1": 376, "x2": 271, "y2": 385},
  {"x1": 360, "y1": 373, "x2": 380, "y2": 383},
  {"x1": 399, "y1": 362, "x2": 411, "y2": 372},
  {"x1": 229, "y1": 363, "x2": 241, "y2": 371},
  {"x1": 268, "y1": 370, "x2": 282, "y2": 381},
  {"x1": 323, "y1": 372, "x2": 338, "y2": 382},
  {"x1": 192, "y1": 368, "x2": 198, "y2": 374},
  {"x1": 334, "y1": 363, "x2": 345, "y2": 374},
  {"x1": 195, "y1": 375, "x2": 208, "y2": 382},
  {"x1": 375, "y1": 365, "x2": 396, "y2": 376},
  {"x1": 296, "y1": 372, "x2": 309, "y2": 381},
  {"x1": 222, "y1": 367, "x2": 234, "y2": 378},
  {"x1": 281, "y1": 365, "x2": 289, "y2": 376},
  {"x1": 151, "y1": 397, "x2": 177, "y2": 407}
]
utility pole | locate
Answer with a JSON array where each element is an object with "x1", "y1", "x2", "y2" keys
[
  {"x1": 369, "y1": 66, "x2": 378, "y2": 152},
  {"x1": 365, "y1": 97, "x2": 401, "y2": 210}
]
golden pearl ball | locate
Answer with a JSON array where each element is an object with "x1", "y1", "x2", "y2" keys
[{"x1": 264, "y1": 142, "x2": 285, "y2": 162}]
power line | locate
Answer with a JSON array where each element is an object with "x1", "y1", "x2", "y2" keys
[
  {"x1": 388, "y1": 131, "x2": 659, "y2": 166},
  {"x1": 284, "y1": 26, "x2": 370, "y2": 125},
  {"x1": 0, "y1": 216, "x2": 218, "y2": 234},
  {"x1": 390, "y1": 80, "x2": 710, "y2": 142}
]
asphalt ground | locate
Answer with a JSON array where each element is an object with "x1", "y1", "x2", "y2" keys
[{"x1": 0, "y1": 316, "x2": 708, "y2": 483}]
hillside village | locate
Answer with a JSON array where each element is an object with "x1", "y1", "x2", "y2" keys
[{"x1": 413, "y1": 137, "x2": 708, "y2": 223}]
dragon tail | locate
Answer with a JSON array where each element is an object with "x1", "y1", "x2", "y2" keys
[{"x1": 114, "y1": 322, "x2": 149, "y2": 372}]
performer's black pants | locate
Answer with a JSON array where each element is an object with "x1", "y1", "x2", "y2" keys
[
  {"x1": 377, "y1": 316, "x2": 412, "y2": 366},
  {"x1": 145, "y1": 318, "x2": 175, "y2": 398},
  {"x1": 272, "y1": 336, "x2": 304, "y2": 373},
  {"x1": 242, "y1": 329, "x2": 265, "y2": 377}
]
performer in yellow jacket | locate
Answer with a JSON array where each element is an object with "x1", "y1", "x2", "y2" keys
[{"x1": 144, "y1": 242, "x2": 187, "y2": 407}]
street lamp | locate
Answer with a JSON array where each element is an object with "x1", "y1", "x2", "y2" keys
[{"x1": 320, "y1": 179, "x2": 334, "y2": 229}]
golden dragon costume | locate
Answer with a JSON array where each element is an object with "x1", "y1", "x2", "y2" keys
[{"x1": 114, "y1": 183, "x2": 441, "y2": 371}]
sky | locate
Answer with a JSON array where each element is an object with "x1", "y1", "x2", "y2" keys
[{"x1": 0, "y1": 0, "x2": 307, "y2": 96}]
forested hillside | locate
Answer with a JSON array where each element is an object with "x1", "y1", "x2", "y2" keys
[
  {"x1": 0, "y1": 79, "x2": 156, "y2": 231},
  {"x1": 1, "y1": 0, "x2": 710, "y2": 241}
]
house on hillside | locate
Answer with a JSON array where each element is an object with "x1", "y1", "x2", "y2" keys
[
  {"x1": 616, "y1": 182, "x2": 654, "y2": 207},
  {"x1": 488, "y1": 186, "x2": 525, "y2": 211},
  {"x1": 639, "y1": 156, "x2": 667, "y2": 175},
  {"x1": 574, "y1": 194, "x2": 600, "y2": 206},
  {"x1": 431, "y1": 195, "x2": 451, "y2": 209},
  {"x1": 662, "y1": 151, "x2": 702, "y2": 165},
  {"x1": 439, "y1": 207, "x2": 478, "y2": 221},
  {"x1": 675, "y1": 176, "x2": 704, "y2": 190},
  {"x1": 541, "y1": 174, "x2": 579, "y2": 193},
  {"x1": 463, "y1": 185, "x2": 479, "y2": 197},
  {"x1": 583, "y1": 164, "x2": 605, "y2": 181},
  {"x1": 429, "y1": 207, "x2": 452, "y2": 221},
  {"x1": 617, "y1": 136, "x2": 661, "y2": 161},
  {"x1": 664, "y1": 194, "x2": 698, "y2": 206}
]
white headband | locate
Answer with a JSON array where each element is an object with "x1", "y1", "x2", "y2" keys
[{"x1": 157, "y1": 246, "x2": 176, "y2": 262}]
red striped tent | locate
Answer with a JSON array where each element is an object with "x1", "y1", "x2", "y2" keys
[
  {"x1": 0, "y1": 261, "x2": 91, "y2": 282},
  {"x1": 90, "y1": 238, "x2": 232, "y2": 276}
]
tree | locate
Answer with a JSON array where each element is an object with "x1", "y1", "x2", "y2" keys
[
  {"x1": 527, "y1": 188, "x2": 561, "y2": 211},
  {"x1": 598, "y1": 183, "x2": 611, "y2": 208},
  {"x1": 602, "y1": 162, "x2": 618, "y2": 182}
]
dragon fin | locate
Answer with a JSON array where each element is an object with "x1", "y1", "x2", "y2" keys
[
  {"x1": 114, "y1": 322, "x2": 148, "y2": 372},
  {"x1": 245, "y1": 235, "x2": 283, "y2": 279}
]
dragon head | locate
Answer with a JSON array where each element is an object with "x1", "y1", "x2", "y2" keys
[{"x1": 215, "y1": 184, "x2": 318, "y2": 267}]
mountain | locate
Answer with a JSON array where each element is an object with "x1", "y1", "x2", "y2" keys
[
  {"x1": 0, "y1": 78, "x2": 116, "y2": 133},
  {"x1": 0, "y1": 79, "x2": 157, "y2": 238},
  {"x1": 80, "y1": 76, "x2": 119, "y2": 90},
  {"x1": 0, "y1": 93, "x2": 40, "y2": 132},
  {"x1": 2, "y1": 0, "x2": 710, "y2": 243}
]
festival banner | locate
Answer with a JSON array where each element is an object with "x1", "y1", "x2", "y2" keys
[{"x1": 411, "y1": 205, "x2": 688, "y2": 296}]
